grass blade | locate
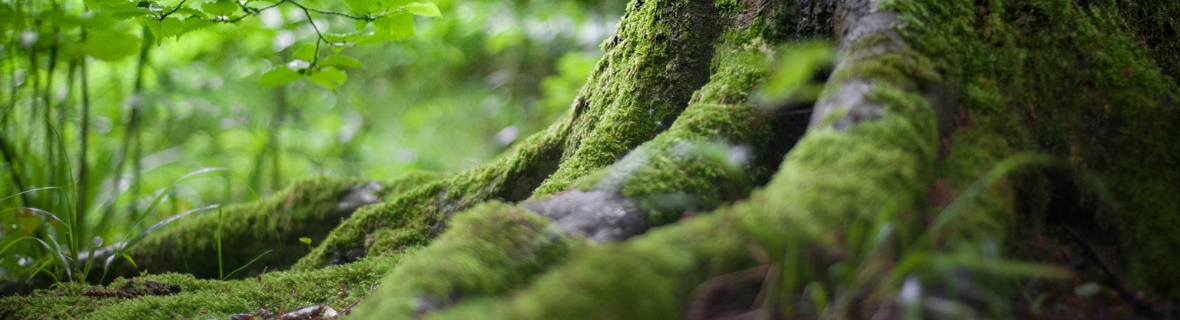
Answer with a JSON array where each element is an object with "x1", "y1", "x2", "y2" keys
[
  {"x1": 0, "y1": 186, "x2": 62, "y2": 204},
  {"x1": 102, "y1": 204, "x2": 220, "y2": 274},
  {"x1": 223, "y1": 250, "x2": 273, "y2": 280}
]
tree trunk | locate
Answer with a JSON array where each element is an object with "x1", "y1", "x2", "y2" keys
[{"x1": 3, "y1": 0, "x2": 1178, "y2": 318}]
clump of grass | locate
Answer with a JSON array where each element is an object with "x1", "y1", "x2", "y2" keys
[{"x1": 1, "y1": 157, "x2": 265, "y2": 286}]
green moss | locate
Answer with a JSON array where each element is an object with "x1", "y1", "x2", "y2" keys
[
  {"x1": 931, "y1": 128, "x2": 1015, "y2": 245},
  {"x1": 343, "y1": 37, "x2": 778, "y2": 320},
  {"x1": 375, "y1": 171, "x2": 445, "y2": 201},
  {"x1": 826, "y1": 32, "x2": 940, "y2": 92},
  {"x1": 883, "y1": 0, "x2": 1180, "y2": 296},
  {"x1": 299, "y1": 0, "x2": 729, "y2": 268},
  {"x1": 295, "y1": 124, "x2": 567, "y2": 269},
  {"x1": 531, "y1": 0, "x2": 722, "y2": 196},
  {"x1": 1113, "y1": 0, "x2": 1180, "y2": 82},
  {"x1": 1, "y1": 254, "x2": 408, "y2": 319},
  {"x1": 405, "y1": 82, "x2": 938, "y2": 320},
  {"x1": 426, "y1": 212, "x2": 754, "y2": 320},
  {"x1": 568, "y1": 46, "x2": 774, "y2": 225},
  {"x1": 100, "y1": 176, "x2": 360, "y2": 281},
  {"x1": 747, "y1": 87, "x2": 937, "y2": 248},
  {"x1": 350, "y1": 202, "x2": 577, "y2": 318},
  {"x1": 395, "y1": 26, "x2": 941, "y2": 320}
]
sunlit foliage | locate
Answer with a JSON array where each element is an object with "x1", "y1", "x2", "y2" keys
[{"x1": 0, "y1": 0, "x2": 622, "y2": 283}]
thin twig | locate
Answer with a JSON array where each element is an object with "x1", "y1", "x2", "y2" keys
[
  {"x1": 288, "y1": 0, "x2": 369, "y2": 21},
  {"x1": 158, "y1": 0, "x2": 188, "y2": 20}
]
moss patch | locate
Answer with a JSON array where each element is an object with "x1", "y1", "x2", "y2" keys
[
  {"x1": 1, "y1": 254, "x2": 407, "y2": 319},
  {"x1": 101, "y1": 176, "x2": 361, "y2": 281}
]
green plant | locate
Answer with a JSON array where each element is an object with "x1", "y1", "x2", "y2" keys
[{"x1": 1, "y1": 0, "x2": 620, "y2": 288}]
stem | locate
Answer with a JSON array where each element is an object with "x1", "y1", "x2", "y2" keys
[
  {"x1": 26, "y1": 45, "x2": 38, "y2": 169},
  {"x1": 77, "y1": 54, "x2": 90, "y2": 259},
  {"x1": 43, "y1": 41, "x2": 59, "y2": 189},
  {"x1": 111, "y1": 26, "x2": 152, "y2": 222},
  {"x1": 158, "y1": 0, "x2": 188, "y2": 20},
  {"x1": 4, "y1": 44, "x2": 17, "y2": 121}
]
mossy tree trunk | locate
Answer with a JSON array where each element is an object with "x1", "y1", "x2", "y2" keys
[{"x1": 4, "y1": 0, "x2": 1179, "y2": 318}]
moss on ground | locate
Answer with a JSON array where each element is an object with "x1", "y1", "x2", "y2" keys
[
  {"x1": 98, "y1": 176, "x2": 359, "y2": 281},
  {"x1": 95, "y1": 172, "x2": 444, "y2": 282},
  {"x1": 1, "y1": 254, "x2": 407, "y2": 319},
  {"x1": 883, "y1": 0, "x2": 1180, "y2": 296}
]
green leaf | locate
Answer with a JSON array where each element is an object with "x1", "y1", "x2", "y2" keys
[
  {"x1": 181, "y1": 17, "x2": 213, "y2": 36},
  {"x1": 354, "y1": 19, "x2": 369, "y2": 31},
  {"x1": 293, "y1": 43, "x2": 316, "y2": 62},
  {"x1": 105, "y1": 3, "x2": 153, "y2": 20},
  {"x1": 362, "y1": 11, "x2": 413, "y2": 43},
  {"x1": 146, "y1": 16, "x2": 184, "y2": 44},
  {"x1": 81, "y1": 30, "x2": 141, "y2": 61},
  {"x1": 319, "y1": 55, "x2": 363, "y2": 68},
  {"x1": 307, "y1": 67, "x2": 347, "y2": 90},
  {"x1": 344, "y1": 0, "x2": 378, "y2": 14},
  {"x1": 299, "y1": 237, "x2": 312, "y2": 245},
  {"x1": 85, "y1": 0, "x2": 129, "y2": 9},
  {"x1": 405, "y1": 2, "x2": 440, "y2": 17},
  {"x1": 259, "y1": 66, "x2": 302, "y2": 87},
  {"x1": 174, "y1": 7, "x2": 208, "y2": 18},
  {"x1": 201, "y1": 0, "x2": 237, "y2": 16},
  {"x1": 323, "y1": 32, "x2": 361, "y2": 43},
  {"x1": 384, "y1": 0, "x2": 413, "y2": 10},
  {"x1": 121, "y1": 253, "x2": 138, "y2": 268}
]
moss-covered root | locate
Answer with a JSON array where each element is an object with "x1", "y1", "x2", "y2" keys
[
  {"x1": 293, "y1": 126, "x2": 560, "y2": 270},
  {"x1": 392, "y1": 10, "x2": 941, "y2": 320},
  {"x1": 424, "y1": 212, "x2": 754, "y2": 320},
  {"x1": 297, "y1": 0, "x2": 727, "y2": 269},
  {"x1": 1, "y1": 254, "x2": 406, "y2": 319},
  {"x1": 530, "y1": 0, "x2": 722, "y2": 195},
  {"x1": 412, "y1": 82, "x2": 939, "y2": 320},
  {"x1": 524, "y1": 46, "x2": 775, "y2": 240},
  {"x1": 90, "y1": 175, "x2": 394, "y2": 282},
  {"x1": 349, "y1": 202, "x2": 576, "y2": 319}
]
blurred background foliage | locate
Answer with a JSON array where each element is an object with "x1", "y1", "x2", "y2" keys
[{"x1": 0, "y1": 0, "x2": 624, "y2": 281}]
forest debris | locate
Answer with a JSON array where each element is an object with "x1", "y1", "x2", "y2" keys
[
  {"x1": 279, "y1": 305, "x2": 339, "y2": 320},
  {"x1": 80, "y1": 280, "x2": 181, "y2": 299}
]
